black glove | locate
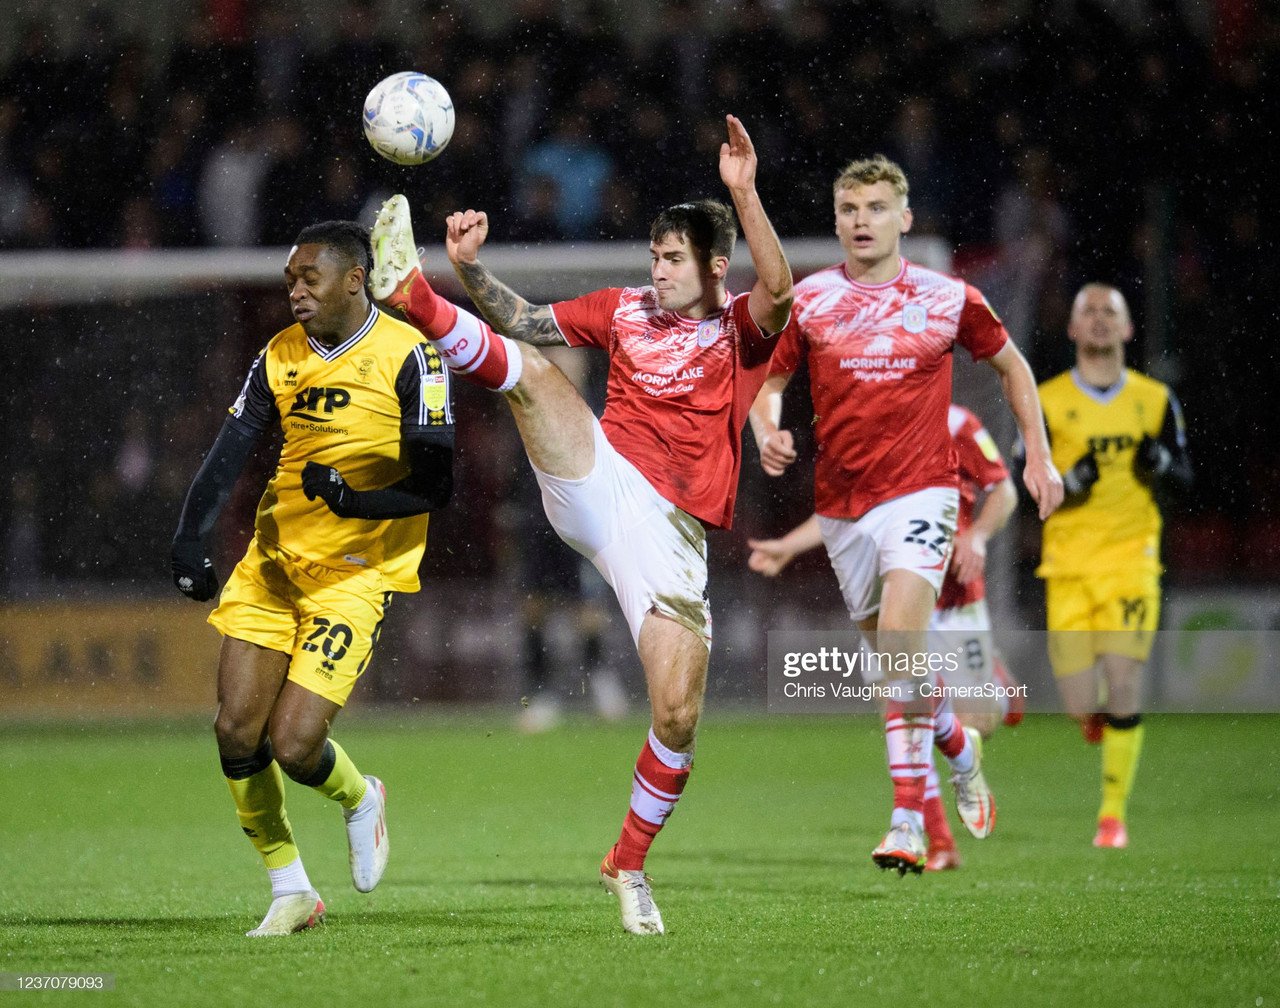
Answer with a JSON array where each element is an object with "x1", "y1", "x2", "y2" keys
[
  {"x1": 302, "y1": 461, "x2": 352, "y2": 515},
  {"x1": 1134, "y1": 434, "x2": 1172, "y2": 480},
  {"x1": 171, "y1": 536, "x2": 219, "y2": 601},
  {"x1": 1062, "y1": 452, "x2": 1100, "y2": 498}
]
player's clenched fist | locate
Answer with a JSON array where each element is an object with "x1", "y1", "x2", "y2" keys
[
  {"x1": 445, "y1": 209, "x2": 489, "y2": 266},
  {"x1": 760, "y1": 429, "x2": 798, "y2": 477},
  {"x1": 171, "y1": 536, "x2": 219, "y2": 602},
  {"x1": 302, "y1": 461, "x2": 354, "y2": 517}
]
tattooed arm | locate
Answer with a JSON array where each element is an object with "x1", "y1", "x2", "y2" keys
[{"x1": 444, "y1": 209, "x2": 567, "y2": 347}]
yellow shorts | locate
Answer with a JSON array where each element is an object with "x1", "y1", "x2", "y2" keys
[
  {"x1": 209, "y1": 538, "x2": 392, "y2": 706},
  {"x1": 1045, "y1": 571, "x2": 1160, "y2": 677}
]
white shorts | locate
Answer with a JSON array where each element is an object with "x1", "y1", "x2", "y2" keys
[
  {"x1": 532, "y1": 418, "x2": 710, "y2": 648},
  {"x1": 928, "y1": 598, "x2": 995, "y2": 688},
  {"x1": 818, "y1": 486, "x2": 959, "y2": 622}
]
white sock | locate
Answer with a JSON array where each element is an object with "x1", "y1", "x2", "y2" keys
[{"x1": 268, "y1": 857, "x2": 313, "y2": 898}]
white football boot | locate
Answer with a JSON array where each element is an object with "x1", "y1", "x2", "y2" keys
[
  {"x1": 369, "y1": 194, "x2": 423, "y2": 305},
  {"x1": 951, "y1": 727, "x2": 996, "y2": 838},
  {"x1": 344, "y1": 775, "x2": 389, "y2": 893},
  {"x1": 871, "y1": 820, "x2": 926, "y2": 876},
  {"x1": 245, "y1": 891, "x2": 325, "y2": 937},
  {"x1": 600, "y1": 855, "x2": 664, "y2": 935}
]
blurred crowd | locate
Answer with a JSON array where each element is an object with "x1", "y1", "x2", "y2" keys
[{"x1": 3, "y1": 0, "x2": 1279, "y2": 594}]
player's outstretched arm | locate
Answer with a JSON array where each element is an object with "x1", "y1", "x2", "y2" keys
[
  {"x1": 444, "y1": 209, "x2": 567, "y2": 347},
  {"x1": 985, "y1": 342, "x2": 1063, "y2": 519},
  {"x1": 747, "y1": 514, "x2": 823, "y2": 576},
  {"x1": 171, "y1": 420, "x2": 259, "y2": 601},
  {"x1": 748, "y1": 372, "x2": 798, "y2": 476},
  {"x1": 719, "y1": 114, "x2": 793, "y2": 334}
]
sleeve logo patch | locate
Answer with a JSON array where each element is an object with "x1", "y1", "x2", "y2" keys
[{"x1": 422, "y1": 373, "x2": 447, "y2": 411}]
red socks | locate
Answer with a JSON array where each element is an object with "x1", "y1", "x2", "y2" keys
[{"x1": 610, "y1": 730, "x2": 692, "y2": 871}]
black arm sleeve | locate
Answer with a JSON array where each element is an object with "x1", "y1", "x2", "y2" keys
[
  {"x1": 330, "y1": 431, "x2": 454, "y2": 519},
  {"x1": 1157, "y1": 391, "x2": 1193, "y2": 491},
  {"x1": 173, "y1": 419, "x2": 259, "y2": 541}
]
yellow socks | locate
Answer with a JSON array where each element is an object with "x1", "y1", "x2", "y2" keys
[
  {"x1": 301, "y1": 738, "x2": 368, "y2": 811},
  {"x1": 1099, "y1": 715, "x2": 1144, "y2": 823},
  {"x1": 223, "y1": 744, "x2": 298, "y2": 870}
]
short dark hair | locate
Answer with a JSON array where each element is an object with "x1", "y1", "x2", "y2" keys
[
  {"x1": 294, "y1": 220, "x2": 372, "y2": 277},
  {"x1": 649, "y1": 199, "x2": 737, "y2": 263}
]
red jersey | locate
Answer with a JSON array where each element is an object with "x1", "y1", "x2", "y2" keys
[
  {"x1": 770, "y1": 259, "x2": 1008, "y2": 518},
  {"x1": 937, "y1": 405, "x2": 1010, "y2": 610},
  {"x1": 552, "y1": 286, "x2": 775, "y2": 528}
]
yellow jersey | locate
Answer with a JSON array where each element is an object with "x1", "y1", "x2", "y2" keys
[
  {"x1": 1037, "y1": 367, "x2": 1182, "y2": 579},
  {"x1": 227, "y1": 305, "x2": 453, "y2": 592}
]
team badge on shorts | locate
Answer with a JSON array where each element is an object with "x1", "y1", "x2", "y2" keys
[
  {"x1": 902, "y1": 303, "x2": 927, "y2": 333},
  {"x1": 696, "y1": 319, "x2": 721, "y2": 348}
]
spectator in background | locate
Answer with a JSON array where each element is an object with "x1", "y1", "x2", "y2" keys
[
  {"x1": 882, "y1": 95, "x2": 951, "y2": 237},
  {"x1": 258, "y1": 115, "x2": 314, "y2": 245},
  {"x1": 199, "y1": 118, "x2": 271, "y2": 247},
  {"x1": 247, "y1": 3, "x2": 307, "y2": 114},
  {"x1": 991, "y1": 146, "x2": 1068, "y2": 346},
  {"x1": 520, "y1": 108, "x2": 614, "y2": 239},
  {"x1": 504, "y1": 175, "x2": 566, "y2": 243},
  {"x1": 0, "y1": 95, "x2": 30, "y2": 247}
]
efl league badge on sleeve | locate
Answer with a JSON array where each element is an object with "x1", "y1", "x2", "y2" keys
[
  {"x1": 696, "y1": 319, "x2": 721, "y2": 348},
  {"x1": 902, "y1": 303, "x2": 927, "y2": 334}
]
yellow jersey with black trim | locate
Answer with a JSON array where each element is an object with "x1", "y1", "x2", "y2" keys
[
  {"x1": 1037, "y1": 367, "x2": 1181, "y2": 579},
  {"x1": 226, "y1": 304, "x2": 454, "y2": 592}
]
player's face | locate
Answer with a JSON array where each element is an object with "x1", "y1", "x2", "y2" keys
[
  {"x1": 284, "y1": 243, "x2": 362, "y2": 342},
  {"x1": 650, "y1": 232, "x2": 726, "y2": 316},
  {"x1": 1068, "y1": 286, "x2": 1132, "y2": 355},
  {"x1": 834, "y1": 181, "x2": 912, "y2": 272}
]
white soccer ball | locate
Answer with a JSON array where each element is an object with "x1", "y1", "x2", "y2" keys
[{"x1": 362, "y1": 72, "x2": 455, "y2": 166}]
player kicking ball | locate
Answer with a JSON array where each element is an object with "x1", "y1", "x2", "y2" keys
[
  {"x1": 369, "y1": 114, "x2": 792, "y2": 934},
  {"x1": 172, "y1": 221, "x2": 455, "y2": 935}
]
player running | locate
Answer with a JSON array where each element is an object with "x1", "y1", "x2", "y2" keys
[
  {"x1": 1036, "y1": 282, "x2": 1191, "y2": 848},
  {"x1": 748, "y1": 154, "x2": 1061, "y2": 875},
  {"x1": 171, "y1": 221, "x2": 454, "y2": 935},
  {"x1": 368, "y1": 114, "x2": 792, "y2": 934},
  {"x1": 748, "y1": 404, "x2": 1024, "y2": 870}
]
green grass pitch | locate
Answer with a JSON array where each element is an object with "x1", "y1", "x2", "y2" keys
[{"x1": 0, "y1": 713, "x2": 1275, "y2": 1007}]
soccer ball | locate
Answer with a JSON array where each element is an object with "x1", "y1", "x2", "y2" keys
[{"x1": 362, "y1": 72, "x2": 455, "y2": 166}]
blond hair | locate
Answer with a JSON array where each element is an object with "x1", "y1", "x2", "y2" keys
[{"x1": 833, "y1": 155, "x2": 909, "y2": 205}]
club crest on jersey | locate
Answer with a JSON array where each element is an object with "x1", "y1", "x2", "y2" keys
[
  {"x1": 696, "y1": 319, "x2": 721, "y2": 348},
  {"x1": 902, "y1": 303, "x2": 927, "y2": 333},
  {"x1": 356, "y1": 357, "x2": 375, "y2": 384}
]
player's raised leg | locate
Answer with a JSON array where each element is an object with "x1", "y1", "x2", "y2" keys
[
  {"x1": 370, "y1": 196, "x2": 598, "y2": 480},
  {"x1": 600, "y1": 614, "x2": 705, "y2": 935},
  {"x1": 371, "y1": 195, "x2": 522, "y2": 392}
]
